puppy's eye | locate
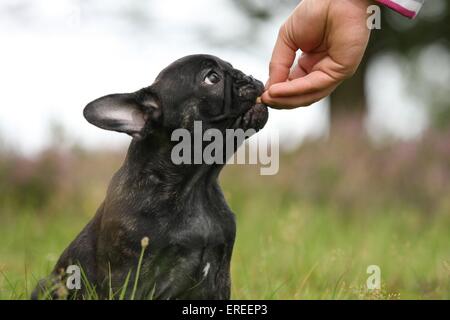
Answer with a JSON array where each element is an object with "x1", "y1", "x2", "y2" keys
[{"x1": 204, "y1": 71, "x2": 221, "y2": 85}]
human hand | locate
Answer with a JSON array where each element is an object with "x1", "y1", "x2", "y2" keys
[{"x1": 261, "y1": 0, "x2": 372, "y2": 109}]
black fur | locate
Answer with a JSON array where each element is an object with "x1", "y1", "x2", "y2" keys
[{"x1": 32, "y1": 54, "x2": 268, "y2": 300}]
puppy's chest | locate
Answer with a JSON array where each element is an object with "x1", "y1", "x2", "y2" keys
[{"x1": 171, "y1": 201, "x2": 236, "y2": 247}]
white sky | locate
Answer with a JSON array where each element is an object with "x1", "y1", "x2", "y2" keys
[{"x1": 0, "y1": 0, "x2": 431, "y2": 154}]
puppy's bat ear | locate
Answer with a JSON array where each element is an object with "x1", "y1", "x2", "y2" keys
[{"x1": 83, "y1": 89, "x2": 160, "y2": 138}]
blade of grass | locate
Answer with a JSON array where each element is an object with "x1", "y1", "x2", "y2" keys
[
  {"x1": 108, "y1": 262, "x2": 114, "y2": 300},
  {"x1": 297, "y1": 260, "x2": 320, "y2": 297},
  {"x1": 79, "y1": 264, "x2": 98, "y2": 300},
  {"x1": 332, "y1": 270, "x2": 348, "y2": 300},
  {"x1": 119, "y1": 270, "x2": 132, "y2": 300},
  {"x1": 24, "y1": 263, "x2": 29, "y2": 298}
]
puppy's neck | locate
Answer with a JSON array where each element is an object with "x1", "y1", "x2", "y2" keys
[{"x1": 119, "y1": 136, "x2": 223, "y2": 199}]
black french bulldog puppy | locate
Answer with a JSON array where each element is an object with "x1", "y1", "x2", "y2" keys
[{"x1": 32, "y1": 54, "x2": 268, "y2": 300}]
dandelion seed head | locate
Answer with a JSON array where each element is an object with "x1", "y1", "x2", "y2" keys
[{"x1": 141, "y1": 236, "x2": 149, "y2": 248}]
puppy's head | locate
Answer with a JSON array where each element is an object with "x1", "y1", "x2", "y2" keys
[{"x1": 84, "y1": 54, "x2": 268, "y2": 140}]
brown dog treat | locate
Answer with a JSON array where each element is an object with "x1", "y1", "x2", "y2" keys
[{"x1": 256, "y1": 97, "x2": 262, "y2": 104}]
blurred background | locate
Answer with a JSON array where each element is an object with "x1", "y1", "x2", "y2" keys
[{"x1": 0, "y1": 0, "x2": 449, "y2": 299}]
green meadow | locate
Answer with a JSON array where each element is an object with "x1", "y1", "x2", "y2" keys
[{"x1": 1, "y1": 128, "x2": 449, "y2": 299}]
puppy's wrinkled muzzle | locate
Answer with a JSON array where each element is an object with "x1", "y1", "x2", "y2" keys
[
  {"x1": 233, "y1": 72, "x2": 263, "y2": 100},
  {"x1": 232, "y1": 73, "x2": 268, "y2": 131}
]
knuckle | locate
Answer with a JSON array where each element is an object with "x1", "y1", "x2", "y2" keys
[
  {"x1": 339, "y1": 64, "x2": 358, "y2": 79},
  {"x1": 277, "y1": 24, "x2": 286, "y2": 37}
]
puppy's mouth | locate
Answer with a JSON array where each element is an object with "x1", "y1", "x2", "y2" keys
[
  {"x1": 233, "y1": 102, "x2": 268, "y2": 131},
  {"x1": 232, "y1": 85, "x2": 268, "y2": 131}
]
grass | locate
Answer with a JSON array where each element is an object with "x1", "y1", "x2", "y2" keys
[
  {"x1": 0, "y1": 197, "x2": 448, "y2": 299},
  {"x1": 1, "y1": 126, "x2": 449, "y2": 299},
  {"x1": 230, "y1": 202, "x2": 449, "y2": 299}
]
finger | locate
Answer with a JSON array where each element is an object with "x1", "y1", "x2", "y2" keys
[
  {"x1": 266, "y1": 24, "x2": 297, "y2": 88},
  {"x1": 297, "y1": 52, "x2": 327, "y2": 74},
  {"x1": 269, "y1": 70, "x2": 337, "y2": 98},
  {"x1": 261, "y1": 85, "x2": 336, "y2": 109},
  {"x1": 288, "y1": 51, "x2": 329, "y2": 81},
  {"x1": 288, "y1": 63, "x2": 307, "y2": 80},
  {"x1": 261, "y1": 91, "x2": 324, "y2": 109}
]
